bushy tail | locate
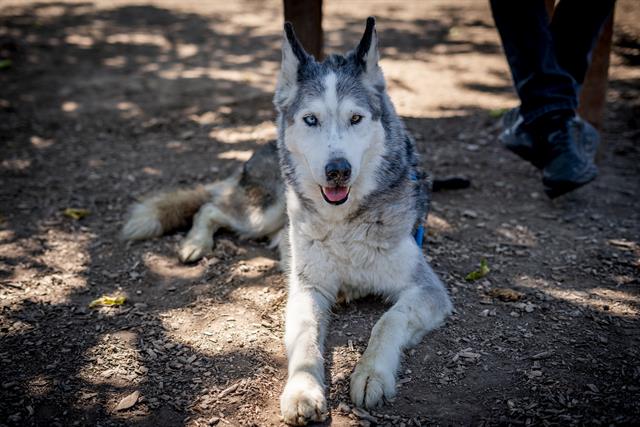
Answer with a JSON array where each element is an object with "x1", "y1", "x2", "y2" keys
[{"x1": 121, "y1": 186, "x2": 211, "y2": 241}]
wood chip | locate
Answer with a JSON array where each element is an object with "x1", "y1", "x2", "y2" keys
[
  {"x1": 218, "y1": 382, "x2": 239, "y2": 399},
  {"x1": 352, "y1": 407, "x2": 378, "y2": 423},
  {"x1": 114, "y1": 390, "x2": 139, "y2": 411}
]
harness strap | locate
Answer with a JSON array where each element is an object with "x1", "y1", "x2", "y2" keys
[{"x1": 410, "y1": 170, "x2": 426, "y2": 248}]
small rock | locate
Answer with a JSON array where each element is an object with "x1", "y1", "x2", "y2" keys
[
  {"x1": 462, "y1": 209, "x2": 478, "y2": 218},
  {"x1": 531, "y1": 351, "x2": 552, "y2": 360},
  {"x1": 527, "y1": 370, "x2": 543, "y2": 379},
  {"x1": 459, "y1": 351, "x2": 480, "y2": 359},
  {"x1": 334, "y1": 372, "x2": 347, "y2": 382},
  {"x1": 337, "y1": 402, "x2": 350, "y2": 413}
]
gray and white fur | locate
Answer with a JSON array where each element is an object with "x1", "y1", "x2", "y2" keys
[
  {"x1": 275, "y1": 18, "x2": 451, "y2": 425},
  {"x1": 120, "y1": 17, "x2": 452, "y2": 426}
]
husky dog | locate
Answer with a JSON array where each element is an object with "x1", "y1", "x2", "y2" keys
[
  {"x1": 122, "y1": 17, "x2": 452, "y2": 425},
  {"x1": 121, "y1": 141, "x2": 288, "y2": 263}
]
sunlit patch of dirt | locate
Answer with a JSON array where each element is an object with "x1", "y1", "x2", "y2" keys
[
  {"x1": 208, "y1": 121, "x2": 276, "y2": 144},
  {"x1": 516, "y1": 275, "x2": 639, "y2": 317},
  {"x1": 78, "y1": 331, "x2": 145, "y2": 387}
]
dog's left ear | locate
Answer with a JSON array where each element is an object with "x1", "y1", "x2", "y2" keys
[{"x1": 354, "y1": 17, "x2": 383, "y2": 88}]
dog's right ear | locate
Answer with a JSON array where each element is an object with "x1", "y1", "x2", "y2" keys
[{"x1": 275, "y1": 22, "x2": 309, "y2": 108}]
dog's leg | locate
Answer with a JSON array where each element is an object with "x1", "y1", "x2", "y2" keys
[
  {"x1": 280, "y1": 277, "x2": 336, "y2": 425},
  {"x1": 178, "y1": 203, "x2": 232, "y2": 263},
  {"x1": 350, "y1": 259, "x2": 451, "y2": 409}
]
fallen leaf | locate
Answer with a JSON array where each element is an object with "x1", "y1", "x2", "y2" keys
[
  {"x1": 489, "y1": 108, "x2": 508, "y2": 118},
  {"x1": 114, "y1": 390, "x2": 139, "y2": 411},
  {"x1": 89, "y1": 295, "x2": 126, "y2": 308},
  {"x1": 465, "y1": 259, "x2": 490, "y2": 281},
  {"x1": 0, "y1": 59, "x2": 12, "y2": 70},
  {"x1": 63, "y1": 208, "x2": 90, "y2": 220},
  {"x1": 80, "y1": 392, "x2": 98, "y2": 400},
  {"x1": 488, "y1": 287, "x2": 523, "y2": 302},
  {"x1": 608, "y1": 239, "x2": 637, "y2": 251}
]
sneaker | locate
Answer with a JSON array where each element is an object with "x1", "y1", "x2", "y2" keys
[
  {"x1": 499, "y1": 108, "x2": 600, "y2": 170},
  {"x1": 541, "y1": 117, "x2": 599, "y2": 199},
  {"x1": 499, "y1": 107, "x2": 544, "y2": 169}
]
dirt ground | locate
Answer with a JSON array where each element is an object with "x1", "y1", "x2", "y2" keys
[{"x1": 1, "y1": 0, "x2": 639, "y2": 426}]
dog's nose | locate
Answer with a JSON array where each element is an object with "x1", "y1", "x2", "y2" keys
[{"x1": 325, "y1": 158, "x2": 351, "y2": 183}]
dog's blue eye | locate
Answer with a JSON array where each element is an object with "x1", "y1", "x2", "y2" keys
[
  {"x1": 350, "y1": 114, "x2": 363, "y2": 125},
  {"x1": 303, "y1": 115, "x2": 318, "y2": 127}
]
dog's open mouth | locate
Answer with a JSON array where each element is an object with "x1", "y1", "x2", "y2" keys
[{"x1": 320, "y1": 186, "x2": 350, "y2": 205}]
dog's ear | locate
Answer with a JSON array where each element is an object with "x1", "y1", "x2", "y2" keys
[
  {"x1": 275, "y1": 22, "x2": 310, "y2": 108},
  {"x1": 354, "y1": 17, "x2": 383, "y2": 88}
]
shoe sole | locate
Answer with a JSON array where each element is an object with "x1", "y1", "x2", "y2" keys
[
  {"x1": 504, "y1": 141, "x2": 544, "y2": 169},
  {"x1": 543, "y1": 165, "x2": 598, "y2": 199}
]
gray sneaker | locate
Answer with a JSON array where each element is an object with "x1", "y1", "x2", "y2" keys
[
  {"x1": 499, "y1": 108, "x2": 600, "y2": 170},
  {"x1": 499, "y1": 107, "x2": 544, "y2": 169},
  {"x1": 542, "y1": 117, "x2": 599, "y2": 199}
]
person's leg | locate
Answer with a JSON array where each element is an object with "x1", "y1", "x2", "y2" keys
[
  {"x1": 490, "y1": 0, "x2": 606, "y2": 198},
  {"x1": 551, "y1": 0, "x2": 616, "y2": 90},
  {"x1": 490, "y1": 0, "x2": 577, "y2": 125}
]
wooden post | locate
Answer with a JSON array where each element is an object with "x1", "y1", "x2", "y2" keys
[
  {"x1": 577, "y1": 13, "x2": 614, "y2": 130},
  {"x1": 544, "y1": 0, "x2": 556, "y2": 17},
  {"x1": 283, "y1": 0, "x2": 323, "y2": 60}
]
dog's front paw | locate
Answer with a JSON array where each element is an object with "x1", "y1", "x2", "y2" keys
[
  {"x1": 280, "y1": 373, "x2": 327, "y2": 425},
  {"x1": 350, "y1": 360, "x2": 396, "y2": 409},
  {"x1": 178, "y1": 236, "x2": 213, "y2": 264}
]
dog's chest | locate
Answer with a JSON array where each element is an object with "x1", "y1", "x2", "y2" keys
[
  {"x1": 311, "y1": 222, "x2": 419, "y2": 295},
  {"x1": 303, "y1": 218, "x2": 403, "y2": 274}
]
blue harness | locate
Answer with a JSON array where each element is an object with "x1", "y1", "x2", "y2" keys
[
  {"x1": 410, "y1": 170, "x2": 425, "y2": 247},
  {"x1": 414, "y1": 223, "x2": 425, "y2": 247}
]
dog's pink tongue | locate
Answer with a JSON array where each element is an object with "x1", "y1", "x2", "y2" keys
[{"x1": 323, "y1": 186, "x2": 349, "y2": 202}]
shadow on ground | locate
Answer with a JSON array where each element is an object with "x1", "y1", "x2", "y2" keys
[{"x1": 1, "y1": 1, "x2": 639, "y2": 426}]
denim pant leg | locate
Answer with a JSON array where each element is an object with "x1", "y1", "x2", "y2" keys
[
  {"x1": 490, "y1": 0, "x2": 578, "y2": 124},
  {"x1": 551, "y1": 0, "x2": 616, "y2": 89}
]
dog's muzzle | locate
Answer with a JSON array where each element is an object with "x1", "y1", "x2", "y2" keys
[{"x1": 321, "y1": 158, "x2": 351, "y2": 205}]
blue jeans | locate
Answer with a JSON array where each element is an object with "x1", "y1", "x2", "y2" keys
[{"x1": 490, "y1": 0, "x2": 616, "y2": 125}]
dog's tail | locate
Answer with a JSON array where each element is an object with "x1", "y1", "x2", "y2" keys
[{"x1": 121, "y1": 186, "x2": 211, "y2": 241}]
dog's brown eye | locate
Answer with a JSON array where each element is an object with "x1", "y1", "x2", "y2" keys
[{"x1": 350, "y1": 114, "x2": 363, "y2": 125}]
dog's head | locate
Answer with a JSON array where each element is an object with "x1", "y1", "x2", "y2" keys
[{"x1": 274, "y1": 17, "x2": 388, "y2": 209}]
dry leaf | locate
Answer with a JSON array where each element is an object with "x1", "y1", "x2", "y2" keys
[
  {"x1": 608, "y1": 239, "x2": 637, "y2": 251},
  {"x1": 114, "y1": 390, "x2": 139, "y2": 411},
  {"x1": 488, "y1": 288, "x2": 523, "y2": 302},
  {"x1": 63, "y1": 208, "x2": 90, "y2": 220},
  {"x1": 465, "y1": 259, "x2": 490, "y2": 281},
  {"x1": 89, "y1": 295, "x2": 126, "y2": 308}
]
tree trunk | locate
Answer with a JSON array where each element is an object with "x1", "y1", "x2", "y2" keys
[{"x1": 283, "y1": 0, "x2": 323, "y2": 60}]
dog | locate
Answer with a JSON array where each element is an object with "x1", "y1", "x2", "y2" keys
[
  {"x1": 121, "y1": 140, "x2": 288, "y2": 264},
  {"x1": 122, "y1": 17, "x2": 452, "y2": 426}
]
